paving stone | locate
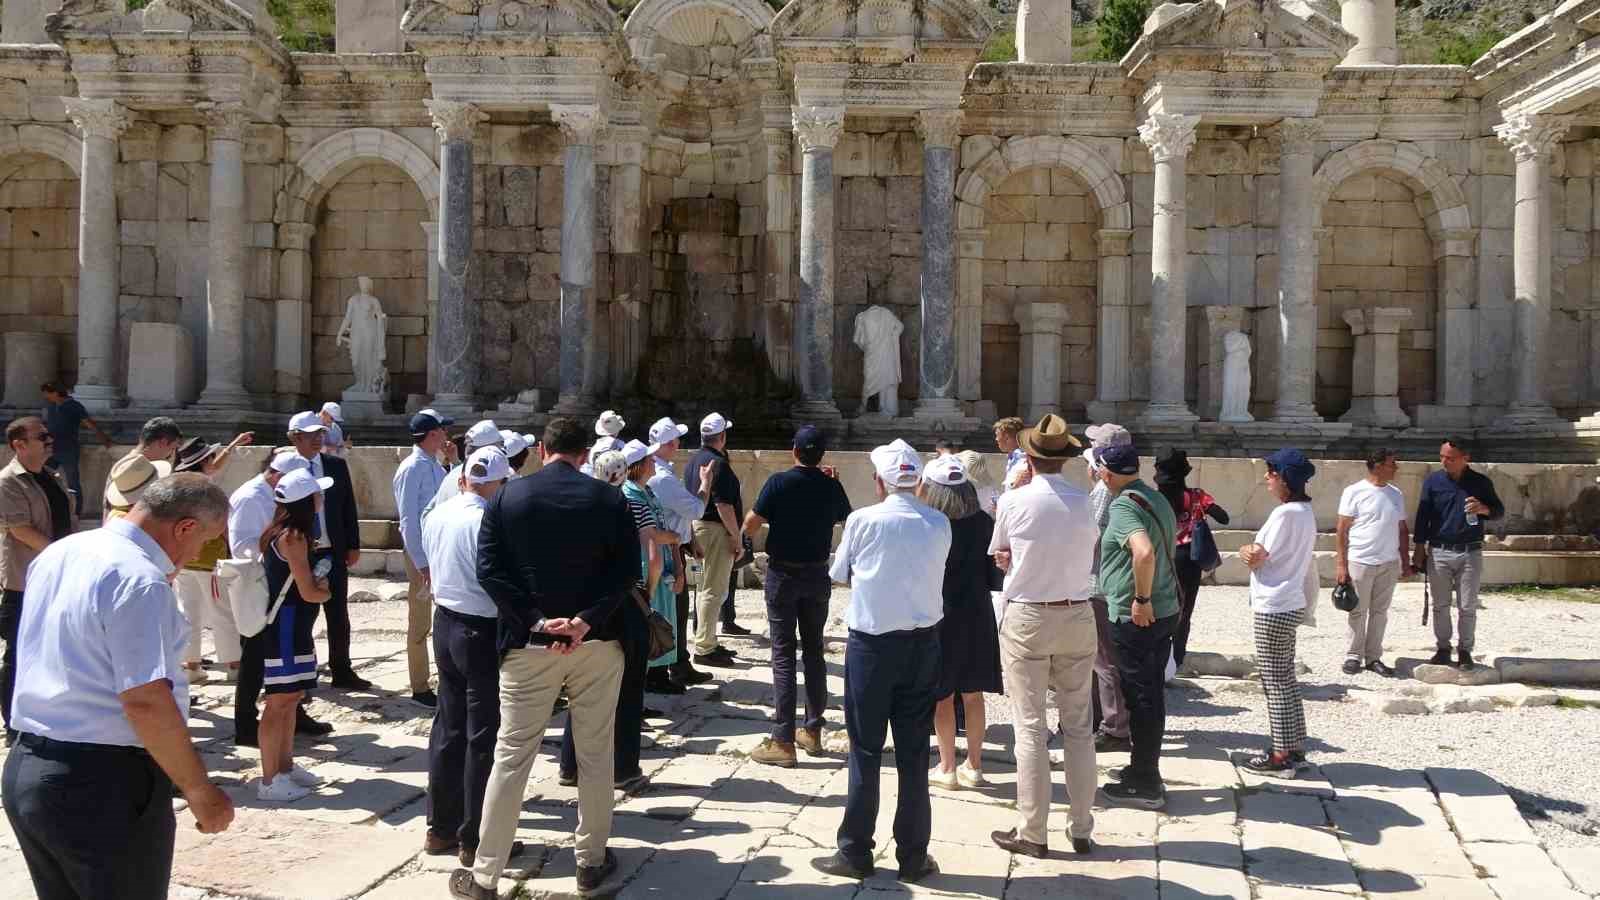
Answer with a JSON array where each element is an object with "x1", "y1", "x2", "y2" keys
[
  {"x1": 1005, "y1": 846, "x2": 1158, "y2": 899},
  {"x1": 1239, "y1": 789, "x2": 1329, "y2": 827},
  {"x1": 1236, "y1": 760, "x2": 1336, "y2": 798},
  {"x1": 1356, "y1": 872, "x2": 1500, "y2": 899},
  {"x1": 1551, "y1": 847, "x2": 1600, "y2": 895},
  {"x1": 1157, "y1": 820, "x2": 1244, "y2": 867},
  {"x1": 1425, "y1": 767, "x2": 1538, "y2": 844},
  {"x1": 700, "y1": 759, "x2": 837, "y2": 816},
  {"x1": 1162, "y1": 786, "x2": 1238, "y2": 825},
  {"x1": 1254, "y1": 888, "x2": 1356, "y2": 900},
  {"x1": 1158, "y1": 860, "x2": 1251, "y2": 899},
  {"x1": 858, "y1": 837, "x2": 1010, "y2": 897},
  {"x1": 1327, "y1": 791, "x2": 1474, "y2": 878},
  {"x1": 1241, "y1": 822, "x2": 1360, "y2": 894},
  {"x1": 1318, "y1": 763, "x2": 1429, "y2": 793},
  {"x1": 1465, "y1": 841, "x2": 1582, "y2": 894},
  {"x1": 170, "y1": 810, "x2": 419, "y2": 899},
  {"x1": 1090, "y1": 803, "x2": 1160, "y2": 840},
  {"x1": 521, "y1": 841, "x2": 654, "y2": 899}
]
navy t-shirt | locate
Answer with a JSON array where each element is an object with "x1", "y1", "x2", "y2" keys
[
  {"x1": 42, "y1": 398, "x2": 89, "y2": 456},
  {"x1": 685, "y1": 446, "x2": 743, "y2": 523},
  {"x1": 753, "y1": 466, "x2": 852, "y2": 564}
]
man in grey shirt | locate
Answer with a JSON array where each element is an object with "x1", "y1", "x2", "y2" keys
[{"x1": 1085, "y1": 423, "x2": 1132, "y2": 752}]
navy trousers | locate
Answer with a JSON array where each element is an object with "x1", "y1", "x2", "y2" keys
[
  {"x1": 764, "y1": 562, "x2": 831, "y2": 743},
  {"x1": 838, "y1": 627, "x2": 940, "y2": 868},
  {"x1": 427, "y1": 606, "x2": 501, "y2": 849},
  {"x1": 1112, "y1": 613, "x2": 1179, "y2": 787}
]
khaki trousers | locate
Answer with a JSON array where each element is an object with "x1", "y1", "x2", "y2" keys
[
  {"x1": 403, "y1": 557, "x2": 434, "y2": 693},
  {"x1": 473, "y1": 639, "x2": 624, "y2": 888},
  {"x1": 691, "y1": 521, "x2": 733, "y2": 656},
  {"x1": 1345, "y1": 559, "x2": 1400, "y2": 664},
  {"x1": 1000, "y1": 601, "x2": 1098, "y2": 844}
]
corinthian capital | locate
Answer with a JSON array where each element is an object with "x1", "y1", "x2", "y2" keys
[
  {"x1": 63, "y1": 98, "x2": 129, "y2": 140},
  {"x1": 1137, "y1": 113, "x2": 1200, "y2": 163},
  {"x1": 425, "y1": 100, "x2": 486, "y2": 143},
  {"x1": 1277, "y1": 117, "x2": 1320, "y2": 155},
  {"x1": 1495, "y1": 112, "x2": 1573, "y2": 163},
  {"x1": 915, "y1": 109, "x2": 962, "y2": 150},
  {"x1": 791, "y1": 105, "x2": 845, "y2": 152},
  {"x1": 199, "y1": 101, "x2": 251, "y2": 142},
  {"x1": 551, "y1": 105, "x2": 604, "y2": 146}
]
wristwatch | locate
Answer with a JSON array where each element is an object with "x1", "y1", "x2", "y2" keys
[{"x1": 1133, "y1": 595, "x2": 1151, "y2": 605}]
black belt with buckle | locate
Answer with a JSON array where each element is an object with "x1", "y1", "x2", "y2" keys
[{"x1": 1430, "y1": 541, "x2": 1483, "y2": 553}]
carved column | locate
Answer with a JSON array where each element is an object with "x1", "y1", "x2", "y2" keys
[
  {"x1": 1015, "y1": 301, "x2": 1067, "y2": 422},
  {"x1": 1340, "y1": 307, "x2": 1413, "y2": 427},
  {"x1": 915, "y1": 109, "x2": 961, "y2": 419},
  {"x1": 425, "y1": 100, "x2": 485, "y2": 416},
  {"x1": 196, "y1": 102, "x2": 252, "y2": 408},
  {"x1": 1273, "y1": 117, "x2": 1322, "y2": 423},
  {"x1": 551, "y1": 104, "x2": 602, "y2": 414},
  {"x1": 761, "y1": 122, "x2": 796, "y2": 385},
  {"x1": 1138, "y1": 113, "x2": 1200, "y2": 423},
  {"x1": 274, "y1": 222, "x2": 315, "y2": 407},
  {"x1": 1494, "y1": 112, "x2": 1572, "y2": 425},
  {"x1": 1088, "y1": 226, "x2": 1134, "y2": 421},
  {"x1": 63, "y1": 98, "x2": 128, "y2": 412},
  {"x1": 793, "y1": 105, "x2": 845, "y2": 418}
]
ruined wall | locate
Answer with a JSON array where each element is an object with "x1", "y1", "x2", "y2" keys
[{"x1": 0, "y1": 154, "x2": 76, "y2": 382}]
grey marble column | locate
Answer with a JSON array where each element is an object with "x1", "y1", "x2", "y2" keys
[
  {"x1": 1494, "y1": 112, "x2": 1571, "y2": 426},
  {"x1": 196, "y1": 102, "x2": 252, "y2": 408},
  {"x1": 793, "y1": 105, "x2": 845, "y2": 419},
  {"x1": 425, "y1": 100, "x2": 485, "y2": 416},
  {"x1": 1273, "y1": 118, "x2": 1323, "y2": 423},
  {"x1": 63, "y1": 98, "x2": 128, "y2": 412},
  {"x1": 915, "y1": 109, "x2": 961, "y2": 419},
  {"x1": 552, "y1": 104, "x2": 602, "y2": 414},
  {"x1": 1138, "y1": 112, "x2": 1200, "y2": 424}
]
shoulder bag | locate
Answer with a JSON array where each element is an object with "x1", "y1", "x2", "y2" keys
[
  {"x1": 632, "y1": 586, "x2": 676, "y2": 661},
  {"x1": 215, "y1": 554, "x2": 294, "y2": 638}
]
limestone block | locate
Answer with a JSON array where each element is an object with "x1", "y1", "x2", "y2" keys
[
  {"x1": 160, "y1": 125, "x2": 206, "y2": 164},
  {"x1": 126, "y1": 322, "x2": 196, "y2": 406},
  {"x1": 1478, "y1": 175, "x2": 1514, "y2": 229},
  {"x1": 1551, "y1": 848, "x2": 1600, "y2": 896},
  {"x1": 1187, "y1": 176, "x2": 1216, "y2": 228},
  {"x1": 1193, "y1": 140, "x2": 1250, "y2": 175},
  {"x1": 121, "y1": 245, "x2": 156, "y2": 296},
  {"x1": 885, "y1": 176, "x2": 920, "y2": 231},
  {"x1": 834, "y1": 132, "x2": 871, "y2": 177},
  {"x1": 2, "y1": 333, "x2": 56, "y2": 406}
]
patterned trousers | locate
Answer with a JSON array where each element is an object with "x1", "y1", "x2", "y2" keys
[{"x1": 1253, "y1": 609, "x2": 1306, "y2": 753}]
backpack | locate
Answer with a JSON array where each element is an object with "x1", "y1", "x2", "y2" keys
[{"x1": 215, "y1": 555, "x2": 293, "y2": 638}]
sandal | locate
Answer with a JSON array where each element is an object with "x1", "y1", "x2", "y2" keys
[
  {"x1": 448, "y1": 869, "x2": 496, "y2": 900},
  {"x1": 1243, "y1": 751, "x2": 1298, "y2": 775}
]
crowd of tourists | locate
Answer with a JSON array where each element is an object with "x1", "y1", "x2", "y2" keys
[{"x1": 0, "y1": 384, "x2": 1506, "y2": 899}]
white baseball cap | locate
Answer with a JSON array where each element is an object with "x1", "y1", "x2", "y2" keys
[
  {"x1": 500, "y1": 430, "x2": 533, "y2": 457},
  {"x1": 269, "y1": 450, "x2": 310, "y2": 475},
  {"x1": 590, "y1": 449, "x2": 628, "y2": 486},
  {"x1": 590, "y1": 436, "x2": 623, "y2": 459},
  {"x1": 595, "y1": 410, "x2": 626, "y2": 437},
  {"x1": 621, "y1": 439, "x2": 661, "y2": 467},
  {"x1": 922, "y1": 455, "x2": 968, "y2": 487},
  {"x1": 700, "y1": 412, "x2": 732, "y2": 437},
  {"x1": 648, "y1": 416, "x2": 690, "y2": 444},
  {"x1": 1085, "y1": 423, "x2": 1132, "y2": 449},
  {"x1": 320, "y1": 401, "x2": 343, "y2": 420},
  {"x1": 465, "y1": 446, "x2": 513, "y2": 485},
  {"x1": 274, "y1": 468, "x2": 334, "y2": 503},
  {"x1": 465, "y1": 419, "x2": 502, "y2": 450},
  {"x1": 288, "y1": 411, "x2": 326, "y2": 434},
  {"x1": 870, "y1": 438, "x2": 923, "y2": 488}
]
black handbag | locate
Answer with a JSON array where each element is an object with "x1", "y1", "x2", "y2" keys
[
  {"x1": 632, "y1": 586, "x2": 676, "y2": 660},
  {"x1": 1331, "y1": 579, "x2": 1360, "y2": 612},
  {"x1": 1190, "y1": 518, "x2": 1223, "y2": 573}
]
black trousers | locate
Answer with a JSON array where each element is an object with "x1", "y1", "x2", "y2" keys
[
  {"x1": 764, "y1": 562, "x2": 830, "y2": 743},
  {"x1": 427, "y1": 607, "x2": 500, "y2": 849},
  {"x1": 1112, "y1": 613, "x2": 1178, "y2": 787},
  {"x1": 670, "y1": 587, "x2": 692, "y2": 676},
  {"x1": 721, "y1": 580, "x2": 737, "y2": 626},
  {"x1": 315, "y1": 561, "x2": 355, "y2": 675},
  {"x1": 1, "y1": 588, "x2": 22, "y2": 736},
  {"x1": 562, "y1": 600, "x2": 647, "y2": 779},
  {"x1": 838, "y1": 628, "x2": 940, "y2": 868},
  {"x1": 1172, "y1": 557, "x2": 1204, "y2": 667},
  {"x1": 235, "y1": 627, "x2": 267, "y2": 738},
  {"x1": 3, "y1": 735, "x2": 176, "y2": 900}
]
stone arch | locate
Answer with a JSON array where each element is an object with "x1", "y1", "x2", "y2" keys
[
  {"x1": 955, "y1": 135, "x2": 1130, "y2": 230},
  {"x1": 0, "y1": 125, "x2": 84, "y2": 184},
  {"x1": 1310, "y1": 139, "x2": 1470, "y2": 236},
  {"x1": 623, "y1": 0, "x2": 774, "y2": 58},
  {"x1": 284, "y1": 128, "x2": 440, "y2": 225}
]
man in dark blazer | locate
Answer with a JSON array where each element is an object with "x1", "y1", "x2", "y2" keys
[
  {"x1": 452, "y1": 418, "x2": 636, "y2": 900},
  {"x1": 287, "y1": 411, "x2": 368, "y2": 690}
]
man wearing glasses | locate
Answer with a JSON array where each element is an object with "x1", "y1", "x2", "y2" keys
[{"x1": 0, "y1": 417, "x2": 75, "y2": 742}]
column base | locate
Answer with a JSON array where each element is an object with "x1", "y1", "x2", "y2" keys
[
  {"x1": 1414, "y1": 404, "x2": 1474, "y2": 429},
  {"x1": 1136, "y1": 401, "x2": 1199, "y2": 426},
  {"x1": 339, "y1": 390, "x2": 387, "y2": 422},
  {"x1": 1339, "y1": 398, "x2": 1410, "y2": 429},
  {"x1": 912, "y1": 397, "x2": 964, "y2": 420},
  {"x1": 430, "y1": 392, "x2": 479, "y2": 419},
  {"x1": 72, "y1": 383, "x2": 125, "y2": 413},
  {"x1": 1271, "y1": 400, "x2": 1325, "y2": 425},
  {"x1": 1493, "y1": 402, "x2": 1562, "y2": 428},
  {"x1": 792, "y1": 399, "x2": 842, "y2": 420},
  {"x1": 193, "y1": 386, "x2": 253, "y2": 410},
  {"x1": 551, "y1": 393, "x2": 597, "y2": 418}
]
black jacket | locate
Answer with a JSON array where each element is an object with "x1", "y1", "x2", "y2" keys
[
  {"x1": 476, "y1": 459, "x2": 637, "y2": 656},
  {"x1": 317, "y1": 453, "x2": 361, "y2": 558}
]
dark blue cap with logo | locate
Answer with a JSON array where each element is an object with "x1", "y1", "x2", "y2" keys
[
  {"x1": 1095, "y1": 443, "x2": 1141, "y2": 476},
  {"x1": 793, "y1": 424, "x2": 826, "y2": 452},
  {"x1": 409, "y1": 407, "x2": 455, "y2": 437}
]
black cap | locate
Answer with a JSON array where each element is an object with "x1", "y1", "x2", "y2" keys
[
  {"x1": 793, "y1": 424, "x2": 826, "y2": 452},
  {"x1": 409, "y1": 408, "x2": 455, "y2": 436}
]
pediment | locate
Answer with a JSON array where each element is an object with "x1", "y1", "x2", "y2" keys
[
  {"x1": 48, "y1": 0, "x2": 259, "y2": 35},
  {"x1": 1127, "y1": 0, "x2": 1354, "y2": 66},
  {"x1": 401, "y1": 0, "x2": 622, "y2": 36},
  {"x1": 771, "y1": 0, "x2": 991, "y2": 44}
]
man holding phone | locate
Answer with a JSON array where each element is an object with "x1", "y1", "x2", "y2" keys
[
  {"x1": 1412, "y1": 438, "x2": 1503, "y2": 669},
  {"x1": 684, "y1": 412, "x2": 742, "y2": 668}
]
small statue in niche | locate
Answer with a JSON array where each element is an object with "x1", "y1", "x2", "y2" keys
[
  {"x1": 337, "y1": 275, "x2": 390, "y2": 395},
  {"x1": 1219, "y1": 329, "x2": 1254, "y2": 424},
  {"x1": 853, "y1": 305, "x2": 903, "y2": 418}
]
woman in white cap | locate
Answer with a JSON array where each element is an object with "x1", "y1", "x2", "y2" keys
[
  {"x1": 581, "y1": 435, "x2": 624, "y2": 479},
  {"x1": 253, "y1": 468, "x2": 335, "y2": 803},
  {"x1": 499, "y1": 430, "x2": 536, "y2": 476}
]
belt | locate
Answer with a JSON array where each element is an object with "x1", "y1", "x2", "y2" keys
[
  {"x1": 436, "y1": 605, "x2": 497, "y2": 625},
  {"x1": 1430, "y1": 541, "x2": 1483, "y2": 553},
  {"x1": 851, "y1": 625, "x2": 938, "y2": 639},
  {"x1": 767, "y1": 558, "x2": 829, "y2": 570},
  {"x1": 1027, "y1": 598, "x2": 1092, "y2": 608},
  {"x1": 18, "y1": 732, "x2": 151, "y2": 760}
]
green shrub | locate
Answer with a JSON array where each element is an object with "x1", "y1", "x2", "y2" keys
[
  {"x1": 1094, "y1": 0, "x2": 1150, "y2": 62},
  {"x1": 1434, "y1": 27, "x2": 1505, "y2": 66}
]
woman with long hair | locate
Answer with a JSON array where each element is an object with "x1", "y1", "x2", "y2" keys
[
  {"x1": 1153, "y1": 448, "x2": 1229, "y2": 668},
  {"x1": 253, "y1": 468, "x2": 334, "y2": 802}
]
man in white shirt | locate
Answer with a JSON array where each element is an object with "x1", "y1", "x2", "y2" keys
[
  {"x1": 1336, "y1": 448, "x2": 1411, "y2": 677},
  {"x1": 421, "y1": 446, "x2": 518, "y2": 867},
  {"x1": 3, "y1": 474, "x2": 234, "y2": 900},
  {"x1": 813, "y1": 439, "x2": 949, "y2": 885},
  {"x1": 395, "y1": 409, "x2": 459, "y2": 708},
  {"x1": 988, "y1": 414, "x2": 1099, "y2": 859},
  {"x1": 227, "y1": 450, "x2": 310, "y2": 559},
  {"x1": 647, "y1": 417, "x2": 715, "y2": 689},
  {"x1": 425, "y1": 419, "x2": 501, "y2": 521}
]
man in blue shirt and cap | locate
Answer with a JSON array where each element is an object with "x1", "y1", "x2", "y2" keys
[{"x1": 1412, "y1": 438, "x2": 1503, "y2": 669}]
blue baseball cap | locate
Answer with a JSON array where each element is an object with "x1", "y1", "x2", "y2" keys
[
  {"x1": 1095, "y1": 443, "x2": 1141, "y2": 476},
  {"x1": 793, "y1": 424, "x2": 826, "y2": 452},
  {"x1": 409, "y1": 407, "x2": 455, "y2": 436}
]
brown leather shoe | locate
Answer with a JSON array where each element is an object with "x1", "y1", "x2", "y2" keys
[
  {"x1": 424, "y1": 832, "x2": 461, "y2": 855},
  {"x1": 991, "y1": 828, "x2": 1048, "y2": 859},
  {"x1": 794, "y1": 727, "x2": 824, "y2": 756},
  {"x1": 751, "y1": 737, "x2": 797, "y2": 768}
]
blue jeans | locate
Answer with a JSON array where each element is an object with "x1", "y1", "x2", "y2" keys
[
  {"x1": 764, "y1": 562, "x2": 831, "y2": 743},
  {"x1": 838, "y1": 628, "x2": 940, "y2": 867}
]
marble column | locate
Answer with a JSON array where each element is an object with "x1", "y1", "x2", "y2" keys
[
  {"x1": 1015, "y1": 301, "x2": 1067, "y2": 422},
  {"x1": 1341, "y1": 0, "x2": 1399, "y2": 65},
  {"x1": 63, "y1": 98, "x2": 128, "y2": 412},
  {"x1": 1273, "y1": 117, "x2": 1323, "y2": 423},
  {"x1": 793, "y1": 105, "x2": 845, "y2": 419},
  {"x1": 419, "y1": 221, "x2": 440, "y2": 396},
  {"x1": 1087, "y1": 227, "x2": 1134, "y2": 422},
  {"x1": 1340, "y1": 307, "x2": 1413, "y2": 427},
  {"x1": 1015, "y1": 0, "x2": 1072, "y2": 63},
  {"x1": 551, "y1": 104, "x2": 603, "y2": 414},
  {"x1": 1494, "y1": 112, "x2": 1572, "y2": 425},
  {"x1": 761, "y1": 124, "x2": 796, "y2": 385},
  {"x1": 1137, "y1": 112, "x2": 1200, "y2": 424},
  {"x1": 195, "y1": 102, "x2": 252, "y2": 408},
  {"x1": 424, "y1": 99, "x2": 485, "y2": 416},
  {"x1": 274, "y1": 222, "x2": 315, "y2": 407},
  {"x1": 914, "y1": 109, "x2": 961, "y2": 419}
]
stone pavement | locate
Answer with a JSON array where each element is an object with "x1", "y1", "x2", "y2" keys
[{"x1": 2, "y1": 590, "x2": 1599, "y2": 900}]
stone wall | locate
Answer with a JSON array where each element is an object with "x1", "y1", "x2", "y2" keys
[{"x1": 0, "y1": 154, "x2": 76, "y2": 382}]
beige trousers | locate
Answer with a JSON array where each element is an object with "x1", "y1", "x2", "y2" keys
[
  {"x1": 1000, "y1": 601, "x2": 1098, "y2": 844},
  {"x1": 691, "y1": 520, "x2": 733, "y2": 656},
  {"x1": 175, "y1": 569, "x2": 241, "y2": 666},
  {"x1": 403, "y1": 557, "x2": 433, "y2": 692},
  {"x1": 473, "y1": 639, "x2": 624, "y2": 888}
]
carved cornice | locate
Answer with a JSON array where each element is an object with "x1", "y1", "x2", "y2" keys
[
  {"x1": 791, "y1": 104, "x2": 844, "y2": 151},
  {"x1": 1137, "y1": 112, "x2": 1199, "y2": 162},
  {"x1": 915, "y1": 109, "x2": 962, "y2": 149},
  {"x1": 551, "y1": 104, "x2": 605, "y2": 146},
  {"x1": 424, "y1": 99, "x2": 486, "y2": 143},
  {"x1": 200, "y1": 100, "x2": 250, "y2": 142},
  {"x1": 62, "y1": 97, "x2": 128, "y2": 140},
  {"x1": 1278, "y1": 117, "x2": 1321, "y2": 155},
  {"x1": 1494, "y1": 111, "x2": 1574, "y2": 161}
]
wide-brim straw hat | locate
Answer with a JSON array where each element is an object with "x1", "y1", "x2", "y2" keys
[
  {"x1": 105, "y1": 456, "x2": 173, "y2": 509},
  {"x1": 1017, "y1": 414, "x2": 1082, "y2": 458}
]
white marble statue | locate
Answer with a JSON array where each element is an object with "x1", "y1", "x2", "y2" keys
[
  {"x1": 337, "y1": 275, "x2": 389, "y2": 395},
  {"x1": 1219, "y1": 329, "x2": 1254, "y2": 423},
  {"x1": 853, "y1": 305, "x2": 904, "y2": 418}
]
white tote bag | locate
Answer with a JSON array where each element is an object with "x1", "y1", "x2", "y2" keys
[{"x1": 215, "y1": 556, "x2": 292, "y2": 638}]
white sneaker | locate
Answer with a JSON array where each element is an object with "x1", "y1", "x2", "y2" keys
[
  {"x1": 288, "y1": 764, "x2": 323, "y2": 788},
  {"x1": 258, "y1": 775, "x2": 311, "y2": 803},
  {"x1": 930, "y1": 768, "x2": 960, "y2": 791},
  {"x1": 956, "y1": 764, "x2": 987, "y2": 788},
  {"x1": 184, "y1": 665, "x2": 210, "y2": 684}
]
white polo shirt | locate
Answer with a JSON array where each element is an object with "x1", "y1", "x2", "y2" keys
[
  {"x1": 11, "y1": 518, "x2": 189, "y2": 747},
  {"x1": 227, "y1": 474, "x2": 276, "y2": 559},
  {"x1": 421, "y1": 491, "x2": 498, "y2": 619},
  {"x1": 990, "y1": 473, "x2": 1098, "y2": 604},
  {"x1": 829, "y1": 492, "x2": 950, "y2": 635}
]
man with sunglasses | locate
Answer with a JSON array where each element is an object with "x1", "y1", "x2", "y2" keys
[{"x1": 0, "y1": 417, "x2": 75, "y2": 742}]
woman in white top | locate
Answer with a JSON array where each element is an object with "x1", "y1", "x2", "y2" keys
[{"x1": 1236, "y1": 448, "x2": 1317, "y2": 775}]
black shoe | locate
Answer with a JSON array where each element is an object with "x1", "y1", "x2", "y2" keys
[
  {"x1": 1457, "y1": 649, "x2": 1474, "y2": 669},
  {"x1": 1341, "y1": 658, "x2": 1362, "y2": 675},
  {"x1": 1072, "y1": 836, "x2": 1093, "y2": 854},
  {"x1": 693, "y1": 650, "x2": 737, "y2": 668},
  {"x1": 448, "y1": 869, "x2": 496, "y2": 900},
  {"x1": 991, "y1": 828, "x2": 1047, "y2": 859},
  {"x1": 1243, "y1": 751, "x2": 1299, "y2": 775},
  {"x1": 645, "y1": 673, "x2": 686, "y2": 695},
  {"x1": 671, "y1": 666, "x2": 713, "y2": 687},
  {"x1": 1429, "y1": 647, "x2": 1452, "y2": 666},
  {"x1": 721, "y1": 621, "x2": 753, "y2": 637},
  {"x1": 641, "y1": 707, "x2": 665, "y2": 719},
  {"x1": 898, "y1": 854, "x2": 939, "y2": 883},
  {"x1": 1366, "y1": 659, "x2": 1394, "y2": 677},
  {"x1": 331, "y1": 671, "x2": 373, "y2": 691},
  {"x1": 1093, "y1": 731, "x2": 1131, "y2": 753},
  {"x1": 412, "y1": 690, "x2": 439, "y2": 709},
  {"x1": 559, "y1": 771, "x2": 577, "y2": 787},
  {"x1": 457, "y1": 840, "x2": 524, "y2": 869},
  {"x1": 1103, "y1": 778, "x2": 1166, "y2": 810},
  {"x1": 425, "y1": 833, "x2": 462, "y2": 855},
  {"x1": 235, "y1": 729, "x2": 259, "y2": 748},
  {"x1": 576, "y1": 848, "x2": 618, "y2": 892},
  {"x1": 615, "y1": 772, "x2": 648, "y2": 792},
  {"x1": 811, "y1": 851, "x2": 874, "y2": 879},
  {"x1": 295, "y1": 711, "x2": 333, "y2": 737}
]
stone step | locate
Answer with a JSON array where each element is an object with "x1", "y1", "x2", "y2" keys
[
  {"x1": 1206, "y1": 529, "x2": 1597, "y2": 553},
  {"x1": 1209, "y1": 549, "x2": 1600, "y2": 587}
]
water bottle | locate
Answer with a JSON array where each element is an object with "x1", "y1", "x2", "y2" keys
[
  {"x1": 313, "y1": 557, "x2": 334, "y2": 580},
  {"x1": 1464, "y1": 498, "x2": 1479, "y2": 527}
]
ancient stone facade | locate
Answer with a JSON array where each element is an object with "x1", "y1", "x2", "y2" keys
[{"x1": 4, "y1": 0, "x2": 1600, "y2": 443}]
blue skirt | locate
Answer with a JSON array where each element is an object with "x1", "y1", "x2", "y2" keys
[{"x1": 264, "y1": 599, "x2": 318, "y2": 695}]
